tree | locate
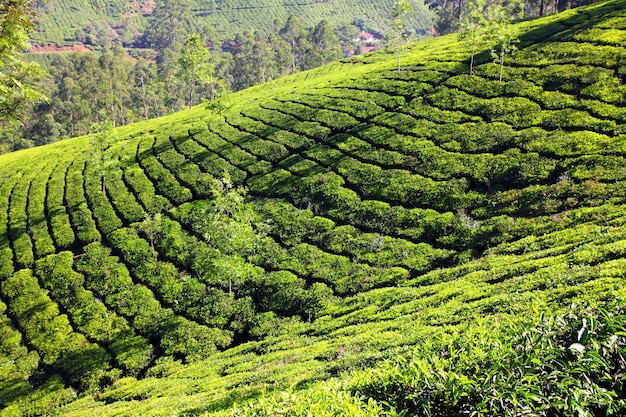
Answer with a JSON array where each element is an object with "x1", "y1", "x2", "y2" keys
[
  {"x1": 308, "y1": 20, "x2": 343, "y2": 68},
  {"x1": 141, "y1": 0, "x2": 192, "y2": 51},
  {"x1": 279, "y1": 15, "x2": 307, "y2": 73},
  {"x1": 486, "y1": 0, "x2": 522, "y2": 82},
  {"x1": 132, "y1": 58, "x2": 162, "y2": 119},
  {"x1": 268, "y1": 33, "x2": 293, "y2": 78},
  {"x1": 230, "y1": 31, "x2": 276, "y2": 91},
  {"x1": 156, "y1": 46, "x2": 185, "y2": 112},
  {"x1": 459, "y1": 0, "x2": 487, "y2": 76},
  {"x1": 0, "y1": 0, "x2": 47, "y2": 124},
  {"x1": 96, "y1": 46, "x2": 133, "y2": 126},
  {"x1": 388, "y1": 0, "x2": 414, "y2": 72},
  {"x1": 205, "y1": 78, "x2": 230, "y2": 123},
  {"x1": 425, "y1": 0, "x2": 462, "y2": 35},
  {"x1": 523, "y1": 0, "x2": 593, "y2": 18},
  {"x1": 178, "y1": 177, "x2": 267, "y2": 294},
  {"x1": 177, "y1": 34, "x2": 215, "y2": 108},
  {"x1": 137, "y1": 213, "x2": 164, "y2": 250},
  {"x1": 89, "y1": 121, "x2": 116, "y2": 194},
  {"x1": 334, "y1": 23, "x2": 359, "y2": 50}
]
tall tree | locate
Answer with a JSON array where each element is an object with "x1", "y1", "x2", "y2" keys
[
  {"x1": 459, "y1": 0, "x2": 487, "y2": 76},
  {"x1": 156, "y1": 46, "x2": 185, "y2": 112},
  {"x1": 141, "y1": 0, "x2": 192, "y2": 51},
  {"x1": 0, "y1": 0, "x2": 47, "y2": 124},
  {"x1": 89, "y1": 121, "x2": 116, "y2": 194},
  {"x1": 177, "y1": 34, "x2": 215, "y2": 108},
  {"x1": 132, "y1": 58, "x2": 163, "y2": 119},
  {"x1": 96, "y1": 46, "x2": 133, "y2": 126},
  {"x1": 279, "y1": 15, "x2": 306, "y2": 74},
  {"x1": 387, "y1": 0, "x2": 414, "y2": 72},
  {"x1": 231, "y1": 31, "x2": 276, "y2": 91},
  {"x1": 425, "y1": 0, "x2": 463, "y2": 35},
  {"x1": 268, "y1": 33, "x2": 293, "y2": 79},
  {"x1": 486, "y1": 0, "x2": 522, "y2": 82},
  {"x1": 50, "y1": 54, "x2": 94, "y2": 137},
  {"x1": 308, "y1": 20, "x2": 343, "y2": 68}
]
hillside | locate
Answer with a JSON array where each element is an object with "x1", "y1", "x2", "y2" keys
[
  {"x1": 30, "y1": 0, "x2": 431, "y2": 47},
  {"x1": 2, "y1": 0, "x2": 626, "y2": 415}
]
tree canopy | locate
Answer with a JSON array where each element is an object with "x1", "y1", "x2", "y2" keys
[{"x1": 0, "y1": 0, "x2": 47, "y2": 122}]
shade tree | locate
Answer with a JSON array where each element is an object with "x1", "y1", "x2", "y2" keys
[
  {"x1": 459, "y1": 0, "x2": 488, "y2": 76},
  {"x1": 486, "y1": 0, "x2": 522, "y2": 82},
  {"x1": 178, "y1": 34, "x2": 216, "y2": 108},
  {"x1": 387, "y1": 0, "x2": 415, "y2": 71}
]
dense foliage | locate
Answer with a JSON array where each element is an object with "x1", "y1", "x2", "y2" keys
[
  {"x1": 0, "y1": 0, "x2": 626, "y2": 415},
  {"x1": 6, "y1": 17, "x2": 350, "y2": 152},
  {"x1": 0, "y1": 0, "x2": 46, "y2": 124}
]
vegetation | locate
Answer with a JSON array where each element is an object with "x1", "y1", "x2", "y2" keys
[
  {"x1": 9, "y1": 0, "x2": 595, "y2": 152},
  {"x1": 387, "y1": 0, "x2": 415, "y2": 71},
  {"x1": 0, "y1": 0, "x2": 626, "y2": 415},
  {"x1": 8, "y1": 14, "x2": 388, "y2": 152},
  {"x1": 427, "y1": 0, "x2": 598, "y2": 34},
  {"x1": 30, "y1": 0, "x2": 431, "y2": 47},
  {"x1": 0, "y1": 0, "x2": 47, "y2": 140}
]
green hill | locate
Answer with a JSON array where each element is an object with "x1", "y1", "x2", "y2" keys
[
  {"x1": 30, "y1": 0, "x2": 431, "y2": 46},
  {"x1": 2, "y1": 0, "x2": 626, "y2": 415}
]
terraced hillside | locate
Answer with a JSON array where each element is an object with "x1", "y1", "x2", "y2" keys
[
  {"x1": 30, "y1": 0, "x2": 431, "y2": 47},
  {"x1": 2, "y1": 0, "x2": 626, "y2": 415}
]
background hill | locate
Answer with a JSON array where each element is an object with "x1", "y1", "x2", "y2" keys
[
  {"x1": 1, "y1": 0, "x2": 626, "y2": 415},
  {"x1": 30, "y1": 0, "x2": 432, "y2": 47}
]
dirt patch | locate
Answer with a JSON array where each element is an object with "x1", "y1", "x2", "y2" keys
[{"x1": 30, "y1": 44, "x2": 91, "y2": 53}]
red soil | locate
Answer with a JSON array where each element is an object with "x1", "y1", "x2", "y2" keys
[{"x1": 30, "y1": 44, "x2": 91, "y2": 53}]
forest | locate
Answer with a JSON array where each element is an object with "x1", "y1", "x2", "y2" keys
[
  {"x1": 0, "y1": 0, "x2": 625, "y2": 415},
  {"x1": 3, "y1": 14, "x2": 349, "y2": 151}
]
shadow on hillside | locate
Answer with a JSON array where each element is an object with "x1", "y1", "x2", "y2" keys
[
  {"x1": 518, "y1": 0, "x2": 623, "y2": 46},
  {"x1": 165, "y1": 121, "x2": 331, "y2": 198},
  {"x1": 135, "y1": 135, "x2": 172, "y2": 162},
  {"x1": 180, "y1": 388, "x2": 264, "y2": 415},
  {"x1": 0, "y1": 376, "x2": 31, "y2": 408},
  {"x1": 468, "y1": 1, "x2": 623, "y2": 71}
]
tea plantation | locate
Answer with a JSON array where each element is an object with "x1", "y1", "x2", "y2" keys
[
  {"x1": 2, "y1": 0, "x2": 626, "y2": 415},
  {"x1": 30, "y1": 0, "x2": 431, "y2": 47}
]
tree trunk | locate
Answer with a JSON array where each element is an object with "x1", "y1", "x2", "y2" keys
[
  {"x1": 469, "y1": 30, "x2": 477, "y2": 76},
  {"x1": 152, "y1": 96, "x2": 159, "y2": 118},
  {"x1": 140, "y1": 74, "x2": 149, "y2": 119},
  {"x1": 499, "y1": 49, "x2": 505, "y2": 82},
  {"x1": 397, "y1": 49, "x2": 401, "y2": 72},
  {"x1": 456, "y1": 0, "x2": 464, "y2": 26},
  {"x1": 291, "y1": 40, "x2": 297, "y2": 73}
]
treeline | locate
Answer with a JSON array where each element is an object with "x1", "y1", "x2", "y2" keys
[
  {"x1": 1, "y1": 14, "x2": 348, "y2": 153},
  {"x1": 427, "y1": 0, "x2": 602, "y2": 34}
]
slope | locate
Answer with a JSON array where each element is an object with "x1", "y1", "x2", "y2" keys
[{"x1": 1, "y1": 0, "x2": 626, "y2": 415}]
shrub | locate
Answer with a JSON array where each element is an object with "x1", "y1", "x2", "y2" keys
[
  {"x1": 1, "y1": 269, "x2": 112, "y2": 393},
  {"x1": 352, "y1": 304, "x2": 626, "y2": 417},
  {"x1": 0, "y1": 247, "x2": 13, "y2": 279}
]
